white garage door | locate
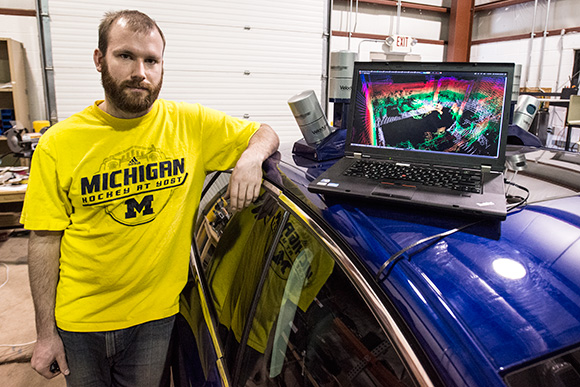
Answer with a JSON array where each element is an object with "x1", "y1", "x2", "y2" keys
[{"x1": 47, "y1": 0, "x2": 327, "y2": 144}]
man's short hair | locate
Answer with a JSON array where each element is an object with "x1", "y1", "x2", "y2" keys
[{"x1": 98, "y1": 10, "x2": 166, "y2": 54}]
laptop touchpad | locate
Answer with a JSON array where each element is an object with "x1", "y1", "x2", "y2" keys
[{"x1": 372, "y1": 184, "x2": 415, "y2": 200}]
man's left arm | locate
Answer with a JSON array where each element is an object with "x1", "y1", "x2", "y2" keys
[{"x1": 228, "y1": 124, "x2": 279, "y2": 212}]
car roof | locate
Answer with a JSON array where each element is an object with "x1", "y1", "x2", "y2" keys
[{"x1": 276, "y1": 143, "x2": 580, "y2": 383}]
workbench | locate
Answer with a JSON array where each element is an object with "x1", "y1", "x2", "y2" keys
[{"x1": 0, "y1": 184, "x2": 25, "y2": 229}]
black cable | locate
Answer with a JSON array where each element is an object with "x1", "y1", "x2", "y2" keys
[
  {"x1": 375, "y1": 220, "x2": 482, "y2": 281},
  {"x1": 375, "y1": 180, "x2": 531, "y2": 282},
  {"x1": 505, "y1": 180, "x2": 531, "y2": 212}
]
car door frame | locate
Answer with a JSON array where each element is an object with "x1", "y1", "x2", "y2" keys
[{"x1": 190, "y1": 172, "x2": 437, "y2": 387}]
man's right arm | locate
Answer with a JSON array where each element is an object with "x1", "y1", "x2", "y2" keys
[{"x1": 28, "y1": 230, "x2": 70, "y2": 378}]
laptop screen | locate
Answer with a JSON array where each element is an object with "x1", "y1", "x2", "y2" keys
[{"x1": 348, "y1": 62, "x2": 513, "y2": 166}]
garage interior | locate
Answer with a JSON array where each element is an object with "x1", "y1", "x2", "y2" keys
[{"x1": 1, "y1": 1, "x2": 580, "y2": 386}]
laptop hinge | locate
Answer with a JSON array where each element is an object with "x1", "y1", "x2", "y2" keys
[
  {"x1": 481, "y1": 165, "x2": 492, "y2": 174},
  {"x1": 353, "y1": 152, "x2": 363, "y2": 159}
]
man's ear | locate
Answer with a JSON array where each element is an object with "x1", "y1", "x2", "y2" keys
[{"x1": 93, "y1": 49, "x2": 104, "y2": 72}]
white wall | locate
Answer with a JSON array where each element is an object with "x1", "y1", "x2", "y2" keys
[
  {"x1": 331, "y1": 0, "x2": 580, "y2": 147},
  {"x1": 331, "y1": 1, "x2": 447, "y2": 62},
  {"x1": 3, "y1": 0, "x2": 579, "y2": 146},
  {"x1": 46, "y1": 0, "x2": 326, "y2": 145},
  {"x1": 473, "y1": 0, "x2": 578, "y2": 40},
  {"x1": 0, "y1": 0, "x2": 36, "y2": 9},
  {"x1": 0, "y1": 1, "x2": 48, "y2": 123},
  {"x1": 471, "y1": 0, "x2": 580, "y2": 147},
  {"x1": 471, "y1": 32, "x2": 579, "y2": 92},
  {"x1": 472, "y1": 0, "x2": 579, "y2": 92},
  {"x1": 472, "y1": 32, "x2": 580, "y2": 146},
  {"x1": 328, "y1": 1, "x2": 449, "y2": 124}
]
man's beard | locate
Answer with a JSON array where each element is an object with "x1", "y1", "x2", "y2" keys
[{"x1": 101, "y1": 61, "x2": 163, "y2": 115}]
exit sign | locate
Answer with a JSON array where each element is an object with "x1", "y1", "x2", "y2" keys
[{"x1": 389, "y1": 35, "x2": 413, "y2": 53}]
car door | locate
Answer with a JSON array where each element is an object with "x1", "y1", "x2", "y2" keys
[{"x1": 178, "y1": 171, "x2": 435, "y2": 387}]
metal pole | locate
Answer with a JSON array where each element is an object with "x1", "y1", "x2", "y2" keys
[
  {"x1": 348, "y1": 0, "x2": 353, "y2": 51},
  {"x1": 354, "y1": 0, "x2": 359, "y2": 35},
  {"x1": 523, "y1": 0, "x2": 539, "y2": 89},
  {"x1": 36, "y1": 0, "x2": 58, "y2": 124},
  {"x1": 322, "y1": 0, "x2": 332, "y2": 115},
  {"x1": 536, "y1": 0, "x2": 551, "y2": 88},
  {"x1": 554, "y1": 28, "x2": 565, "y2": 93},
  {"x1": 396, "y1": 0, "x2": 402, "y2": 35}
]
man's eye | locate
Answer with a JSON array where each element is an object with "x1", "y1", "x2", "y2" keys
[
  {"x1": 146, "y1": 59, "x2": 158, "y2": 65},
  {"x1": 119, "y1": 54, "x2": 131, "y2": 59}
]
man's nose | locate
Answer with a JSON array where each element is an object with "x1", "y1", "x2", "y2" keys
[{"x1": 132, "y1": 60, "x2": 146, "y2": 80}]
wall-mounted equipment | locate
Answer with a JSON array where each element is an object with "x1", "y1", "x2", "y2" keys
[{"x1": 329, "y1": 51, "x2": 357, "y2": 129}]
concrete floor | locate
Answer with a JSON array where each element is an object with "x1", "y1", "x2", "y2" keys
[{"x1": 0, "y1": 230, "x2": 66, "y2": 386}]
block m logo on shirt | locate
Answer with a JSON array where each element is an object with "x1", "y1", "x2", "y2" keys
[{"x1": 125, "y1": 195, "x2": 154, "y2": 219}]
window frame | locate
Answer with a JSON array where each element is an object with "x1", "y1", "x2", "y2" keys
[
  {"x1": 263, "y1": 179, "x2": 435, "y2": 387},
  {"x1": 190, "y1": 173, "x2": 437, "y2": 387}
]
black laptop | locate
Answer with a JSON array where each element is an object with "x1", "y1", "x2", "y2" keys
[{"x1": 308, "y1": 61, "x2": 515, "y2": 219}]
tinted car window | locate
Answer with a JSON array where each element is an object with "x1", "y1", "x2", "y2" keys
[
  {"x1": 505, "y1": 349, "x2": 580, "y2": 387},
  {"x1": 233, "y1": 209, "x2": 415, "y2": 387},
  {"x1": 192, "y1": 175, "x2": 418, "y2": 387},
  {"x1": 202, "y1": 190, "x2": 287, "y2": 373}
]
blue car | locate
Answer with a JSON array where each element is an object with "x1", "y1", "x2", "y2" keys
[{"x1": 173, "y1": 145, "x2": 580, "y2": 387}]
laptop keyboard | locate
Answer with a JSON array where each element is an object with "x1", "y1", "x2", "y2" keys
[{"x1": 343, "y1": 160, "x2": 483, "y2": 193}]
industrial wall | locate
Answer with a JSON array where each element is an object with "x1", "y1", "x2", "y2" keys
[
  {"x1": 51, "y1": 0, "x2": 328, "y2": 145},
  {"x1": 330, "y1": 0, "x2": 448, "y2": 62},
  {"x1": 1, "y1": 0, "x2": 327, "y2": 144},
  {"x1": 2, "y1": 1, "x2": 580, "y2": 146},
  {"x1": 472, "y1": 0, "x2": 580, "y2": 146},
  {"x1": 330, "y1": 0, "x2": 579, "y2": 89},
  {"x1": 473, "y1": 0, "x2": 579, "y2": 91},
  {"x1": 330, "y1": 0, "x2": 580, "y2": 146},
  {"x1": 0, "y1": 0, "x2": 46, "y2": 124}
]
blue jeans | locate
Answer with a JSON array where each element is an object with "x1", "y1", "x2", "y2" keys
[{"x1": 57, "y1": 315, "x2": 175, "y2": 387}]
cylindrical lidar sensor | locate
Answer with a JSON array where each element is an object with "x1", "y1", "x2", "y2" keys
[{"x1": 288, "y1": 90, "x2": 332, "y2": 146}]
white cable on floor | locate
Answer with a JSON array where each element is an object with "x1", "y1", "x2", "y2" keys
[
  {"x1": 0, "y1": 263, "x2": 8, "y2": 290},
  {"x1": 0, "y1": 340, "x2": 36, "y2": 347}
]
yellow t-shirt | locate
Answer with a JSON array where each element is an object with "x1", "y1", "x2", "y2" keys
[{"x1": 21, "y1": 99, "x2": 260, "y2": 332}]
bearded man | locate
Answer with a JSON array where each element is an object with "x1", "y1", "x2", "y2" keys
[{"x1": 21, "y1": 9, "x2": 279, "y2": 387}]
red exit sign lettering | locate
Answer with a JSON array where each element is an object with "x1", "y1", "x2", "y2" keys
[{"x1": 390, "y1": 35, "x2": 413, "y2": 53}]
